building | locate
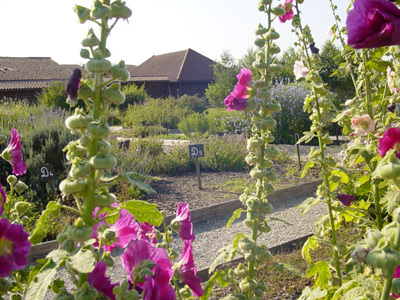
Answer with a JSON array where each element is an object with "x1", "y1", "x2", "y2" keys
[{"x1": 128, "y1": 48, "x2": 215, "y2": 98}]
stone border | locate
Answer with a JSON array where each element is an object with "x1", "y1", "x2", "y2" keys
[{"x1": 28, "y1": 180, "x2": 321, "y2": 262}]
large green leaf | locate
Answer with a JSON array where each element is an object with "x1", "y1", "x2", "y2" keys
[
  {"x1": 298, "y1": 286, "x2": 328, "y2": 300},
  {"x1": 69, "y1": 247, "x2": 96, "y2": 273},
  {"x1": 25, "y1": 259, "x2": 57, "y2": 300},
  {"x1": 120, "y1": 200, "x2": 163, "y2": 226},
  {"x1": 302, "y1": 236, "x2": 319, "y2": 263},
  {"x1": 29, "y1": 201, "x2": 61, "y2": 245},
  {"x1": 199, "y1": 270, "x2": 225, "y2": 300},
  {"x1": 119, "y1": 172, "x2": 157, "y2": 194},
  {"x1": 296, "y1": 197, "x2": 320, "y2": 215},
  {"x1": 306, "y1": 261, "x2": 331, "y2": 290},
  {"x1": 226, "y1": 208, "x2": 245, "y2": 228}
]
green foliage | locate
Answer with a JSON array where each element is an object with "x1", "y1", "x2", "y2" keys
[
  {"x1": 122, "y1": 96, "x2": 189, "y2": 129},
  {"x1": 120, "y1": 200, "x2": 163, "y2": 226},
  {"x1": 36, "y1": 81, "x2": 68, "y2": 109},
  {"x1": 275, "y1": 46, "x2": 299, "y2": 83},
  {"x1": 176, "y1": 94, "x2": 209, "y2": 113},
  {"x1": 121, "y1": 83, "x2": 148, "y2": 108},
  {"x1": 177, "y1": 113, "x2": 210, "y2": 138}
]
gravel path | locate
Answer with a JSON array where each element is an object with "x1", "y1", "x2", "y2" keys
[{"x1": 41, "y1": 191, "x2": 325, "y2": 299}]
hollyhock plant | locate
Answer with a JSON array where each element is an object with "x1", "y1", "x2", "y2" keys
[
  {"x1": 350, "y1": 114, "x2": 375, "y2": 136},
  {"x1": 387, "y1": 66, "x2": 400, "y2": 94},
  {"x1": 174, "y1": 202, "x2": 195, "y2": 242},
  {"x1": 337, "y1": 194, "x2": 355, "y2": 206},
  {"x1": 121, "y1": 239, "x2": 175, "y2": 300},
  {"x1": 279, "y1": 0, "x2": 293, "y2": 23},
  {"x1": 88, "y1": 261, "x2": 119, "y2": 300},
  {"x1": 379, "y1": 127, "x2": 400, "y2": 159},
  {"x1": 93, "y1": 208, "x2": 138, "y2": 252},
  {"x1": 137, "y1": 222, "x2": 157, "y2": 246},
  {"x1": 224, "y1": 68, "x2": 252, "y2": 111},
  {"x1": 347, "y1": 0, "x2": 400, "y2": 49},
  {"x1": 293, "y1": 61, "x2": 309, "y2": 80},
  {"x1": 1, "y1": 129, "x2": 26, "y2": 176},
  {"x1": 178, "y1": 241, "x2": 204, "y2": 297},
  {"x1": 0, "y1": 183, "x2": 6, "y2": 215},
  {"x1": 0, "y1": 218, "x2": 31, "y2": 277}
]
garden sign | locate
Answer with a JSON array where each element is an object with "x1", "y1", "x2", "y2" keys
[{"x1": 188, "y1": 144, "x2": 204, "y2": 190}]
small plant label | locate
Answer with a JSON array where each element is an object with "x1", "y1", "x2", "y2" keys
[
  {"x1": 39, "y1": 164, "x2": 55, "y2": 181},
  {"x1": 189, "y1": 144, "x2": 205, "y2": 158}
]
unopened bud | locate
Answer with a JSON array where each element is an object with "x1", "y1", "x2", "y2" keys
[{"x1": 14, "y1": 181, "x2": 28, "y2": 194}]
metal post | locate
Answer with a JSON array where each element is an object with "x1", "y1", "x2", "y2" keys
[
  {"x1": 195, "y1": 157, "x2": 202, "y2": 190},
  {"x1": 295, "y1": 133, "x2": 302, "y2": 171}
]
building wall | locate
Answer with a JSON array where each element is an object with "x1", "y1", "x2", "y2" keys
[{"x1": 0, "y1": 89, "x2": 40, "y2": 102}]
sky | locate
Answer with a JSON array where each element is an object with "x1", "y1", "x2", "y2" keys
[{"x1": 0, "y1": 0, "x2": 351, "y2": 67}]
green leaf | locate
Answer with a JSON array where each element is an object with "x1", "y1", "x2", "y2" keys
[
  {"x1": 199, "y1": 270, "x2": 225, "y2": 300},
  {"x1": 232, "y1": 233, "x2": 246, "y2": 251},
  {"x1": 69, "y1": 247, "x2": 96, "y2": 273},
  {"x1": 296, "y1": 197, "x2": 320, "y2": 215},
  {"x1": 302, "y1": 236, "x2": 319, "y2": 263},
  {"x1": 120, "y1": 200, "x2": 163, "y2": 226},
  {"x1": 46, "y1": 249, "x2": 70, "y2": 265},
  {"x1": 209, "y1": 251, "x2": 225, "y2": 274},
  {"x1": 269, "y1": 217, "x2": 293, "y2": 226},
  {"x1": 306, "y1": 261, "x2": 331, "y2": 289},
  {"x1": 101, "y1": 206, "x2": 120, "y2": 224},
  {"x1": 273, "y1": 262, "x2": 304, "y2": 277},
  {"x1": 25, "y1": 259, "x2": 57, "y2": 300},
  {"x1": 216, "y1": 269, "x2": 230, "y2": 288},
  {"x1": 29, "y1": 201, "x2": 61, "y2": 245},
  {"x1": 298, "y1": 286, "x2": 328, "y2": 300},
  {"x1": 226, "y1": 208, "x2": 245, "y2": 228},
  {"x1": 118, "y1": 172, "x2": 158, "y2": 194},
  {"x1": 297, "y1": 131, "x2": 316, "y2": 145},
  {"x1": 301, "y1": 161, "x2": 315, "y2": 178}
]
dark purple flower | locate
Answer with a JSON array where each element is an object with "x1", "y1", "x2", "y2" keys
[
  {"x1": 309, "y1": 42, "x2": 320, "y2": 54},
  {"x1": 179, "y1": 241, "x2": 204, "y2": 297},
  {"x1": 337, "y1": 194, "x2": 355, "y2": 206},
  {"x1": 388, "y1": 102, "x2": 397, "y2": 112},
  {"x1": 224, "y1": 68, "x2": 252, "y2": 111},
  {"x1": 174, "y1": 203, "x2": 195, "y2": 242},
  {"x1": 1, "y1": 129, "x2": 26, "y2": 176},
  {"x1": 66, "y1": 68, "x2": 82, "y2": 100},
  {"x1": 379, "y1": 127, "x2": 400, "y2": 158},
  {"x1": 0, "y1": 218, "x2": 31, "y2": 277},
  {"x1": 0, "y1": 183, "x2": 6, "y2": 215},
  {"x1": 347, "y1": 0, "x2": 400, "y2": 49},
  {"x1": 88, "y1": 261, "x2": 119, "y2": 300}
]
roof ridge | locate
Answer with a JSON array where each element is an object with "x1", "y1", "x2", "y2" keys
[{"x1": 176, "y1": 49, "x2": 190, "y2": 80}]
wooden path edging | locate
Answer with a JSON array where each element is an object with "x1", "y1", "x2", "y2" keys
[{"x1": 28, "y1": 180, "x2": 322, "y2": 262}]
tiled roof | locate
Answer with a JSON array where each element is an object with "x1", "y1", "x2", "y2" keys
[
  {"x1": 128, "y1": 76, "x2": 169, "y2": 82},
  {"x1": 129, "y1": 49, "x2": 215, "y2": 82},
  {"x1": 61, "y1": 64, "x2": 85, "y2": 74},
  {"x1": 0, "y1": 80, "x2": 66, "y2": 91}
]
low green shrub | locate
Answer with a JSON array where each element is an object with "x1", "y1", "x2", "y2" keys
[
  {"x1": 121, "y1": 83, "x2": 148, "y2": 108},
  {"x1": 176, "y1": 94, "x2": 209, "y2": 113},
  {"x1": 178, "y1": 113, "x2": 210, "y2": 138}
]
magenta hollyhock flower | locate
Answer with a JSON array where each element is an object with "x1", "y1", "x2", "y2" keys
[
  {"x1": 88, "y1": 261, "x2": 119, "y2": 300},
  {"x1": 347, "y1": 0, "x2": 400, "y2": 49},
  {"x1": 66, "y1": 68, "x2": 82, "y2": 101},
  {"x1": 179, "y1": 241, "x2": 204, "y2": 297},
  {"x1": 393, "y1": 265, "x2": 400, "y2": 298},
  {"x1": 93, "y1": 208, "x2": 138, "y2": 252},
  {"x1": 337, "y1": 194, "x2": 355, "y2": 206},
  {"x1": 174, "y1": 202, "x2": 195, "y2": 242},
  {"x1": 0, "y1": 218, "x2": 31, "y2": 277},
  {"x1": 0, "y1": 183, "x2": 6, "y2": 215},
  {"x1": 137, "y1": 222, "x2": 157, "y2": 246},
  {"x1": 350, "y1": 114, "x2": 375, "y2": 136},
  {"x1": 1, "y1": 129, "x2": 26, "y2": 176},
  {"x1": 278, "y1": 0, "x2": 293, "y2": 23},
  {"x1": 121, "y1": 239, "x2": 175, "y2": 300},
  {"x1": 379, "y1": 127, "x2": 400, "y2": 159},
  {"x1": 224, "y1": 68, "x2": 252, "y2": 111}
]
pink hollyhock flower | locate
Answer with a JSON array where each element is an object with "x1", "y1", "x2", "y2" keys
[
  {"x1": 0, "y1": 218, "x2": 31, "y2": 277},
  {"x1": 278, "y1": 0, "x2": 293, "y2": 23},
  {"x1": 224, "y1": 68, "x2": 252, "y2": 111},
  {"x1": 337, "y1": 194, "x2": 355, "y2": 206},
  {"x1": 347, "y1": 0, "x2": 400, "y2": 49},
  {"x1": 93, "y1": 208, "x2": 138, "y2": 252},
  {"x1": 88, "y1": 261, "x2": 119, "y2": 300},
  {"x1": 379, "y1": 127, "x2": 400, "y2": 159},
  {"x1": 387, "y1": 66, "x2": 400, "y2": 94},
  {"x1": 137, "y1": 222, "x2": 157, "y2": 246},
  {"x1": 350, "y1": 114, "x2": 375, "y2": 136},
  {"x1": 174, "y1": 202, "x2": 195, "y2": 242},
  {"x1": 66, "y1": 68, "x2": 82, "y2": 101},
  {"x1": 393, "y1": 265, "x2": 400, "y2": 298},
  {"x1": 0, "y1": 183, "x2": 6, "y2": 215},
  {"x1": 179, "y1": 241, "x2": 204, "y2": 297},
  {"x1": 121, "y1": 239, "x2": 175, "y2": 300},
  {"x1": 293, "y1": 61, "x2": 309, "y2": 80},
  {"x1": 1, "y1": 129, "x2": 26, "y2": 176}
]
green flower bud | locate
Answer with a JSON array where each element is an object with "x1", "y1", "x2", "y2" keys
[
  {"x1": 260, "y1": 117, "x2": 277, "y2": 129},
  {"x1": 109, "y1": 61, "x2": 130, "y2": 81},
  {"x1": 269, "y1": 45, "x2": 281, "y2": 54},
  {"x1": 263, "y1": 182, "x2": 275, "y2": 195},
  {"x1": 264, "y1": 147, "x2": 279, "y2": 158},
  {"x1": 365, "y1": 229, "x2": 384, "y2": 249},
  {"x1": 14, "y1": 201, "x2": 31, "y2": 215},
  {"x1": 255, "y1": 25, "x2": 268, "y2": 36},
  {"x1": 394, "y1": 207, "x2": 400, "y2": 223},
  {"x1": 382, "y1": 222, "x2": 397, "y2": 243},
  {"x1": 266, "y1": 102, "x2": 281, "y2": 113},
  {"x1": 239, "y1": 237, "x2": 257, "y2": 251},
  {"x1": 247, "y1": 137, "x2": 265, "y2": 149},
  {"x1": 65, "y1": 144, "x2": 86, "y2": 161},
  {"x1": 70, "y1": 158, "x2": 92, "y2": 179},
  {"x1": 85, "y1": 53, "x2": 112, "y2": 73},
  {"x1": 7, "y1": 175, "x2": 17, "y2": 185},
  {"x1": 97, "y1": 139, "x2": 111, "y2": 152},
  {"x1": 265, "y1": 30, "x2": 280, "y2": 40},
  {"x1": 265, "y1": 169, "x2": 277, "y2": 181},
  {"x1": 260, "y1": 202, "x2": 273, "y2": 214},
  {"x1": 170, "y1": 219, "x2": 182, "y2": 232},
  {"x1": 234, "y1": 264, "x2": 248, "y2": 279},
  {"x1": 88, "y1": 119, "x2": 111, "y2": 138},
  {"x1": 61, "y1": 239, "x2": 75, "y2": 252},
  {"x1": 65, "y1": 109, "x2": 93, "y2": 131},
  {"x1": 393, "y1": 278, "x2": 400, "y2": 296},
  {"x1": 90, "y1": 153, "x2": 117, "y2": 170},
  {"x1": 387, "y1": 191, "x2": 400, "y2": 215},
  {"x1": 376, "y1": 149, "x2": 400, "y2": 179},
  {"x1": 110, "y1": 0, "x2": 132, "y2": 19},
  {"x1": 254, "y1": 37, "x2": 265, "y2": 48},
  {"x1": 10, "y1": 294, "x2": 22, "y2": 300},
  {"x1": 250, "y1": 166, "x2": 268, "y2": 179},
  {"x1": 259, "y1": 223, "x2": 271, "y2": 233},
  {"x1": 80, "y1": 49, "x2": 91, "y2": 59},
  {"x1": 59, "y1": 178, "x2": 88, "y2": 195},
  {"x1": 256, "y1": 89, "x2": 271, "y2": 99},
  {"x1": 74, "y1": 282, "x2": 98, "y2": 300},
  {"x1": 246, "y1": 196, "x2": 261, "y2": 210},
  {"x1": 90, "y1": 0, "x2": 111, "y2": 19},
  {"x1": 268, "y1": 64, "x2": 283, "y2": 73},
  {"x1": 81, "y1": 29, "x2": 100, "y2": 47},
  {"x1": 260, "y1": 0, "x2": 272, "y2": 4},
  {"x1": 253, "y1": 60, "x2": 268, "y2": 69},
  {"x1": 74, "y1": 5, "x2": 91, "y2": 23},
  {"x1": 77, "y1": 81, "x2": 94, "y2": 99},
  {"x1": 265, "y1": 134, "x2": 275, "y2": 143},
  {"x1": 366, "y1": 248, "x2": 400, "y2": 269},
  {"x1": 254, "y1": 80, "x2": 265, "y2": 88},
  {"x1": 94, "y1": 190, "x2": 116, "y2": 207},
  {"x1": 245, "y1": 153, "x2": 258, "y2": 165},
  {"x1": 66, "y1": 219, "x2": 93, "y2": 243},
  {"x1": 103, "y1": 83, "x2": 126, "y2": 105},
  {"x1": 239, "y1": 277, "x2": 257, "y2": 292},
  {"x1": 13, "y1": 181, "x2": 27, "y2": 194},
  {"x1": 244, "y1": 252, "x2": 255, "y2": 262},
  {"x1": 351, "y1": 247, "x2": 369, "y2": 263},
  {"x1": 54, "y1": 288, "x2": 74, "y2": 300},
  {"x1": 0, "y1": 278, "x2": 13, "y2": 294},
  {"x1": 243, "y1": 219, "x2": 254, "y2": 227},
  {"x1": 56, "y1": 232, "x2": 68, "y2": 244},
  {"x1": 102, "y1": 228, "x2": 116, "y2": 243},
  {"x1": 271, "y1": 6, "x2": 286, "y2": 16}
]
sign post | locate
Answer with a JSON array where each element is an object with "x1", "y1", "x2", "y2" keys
[
  {"x1": 39, "y1": 164, "x2": 57, "y2": 199},
  {"x1": 188, "y1": 144, "x2": 204, "y2": 190}
]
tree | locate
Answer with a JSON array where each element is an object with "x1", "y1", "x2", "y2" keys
[
  {"x1": 205, "y1": 50, "x2": 240, "y2": 108},
  {"x1": 275, "y1": 46, "x2": 299, "y2": 83}
]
